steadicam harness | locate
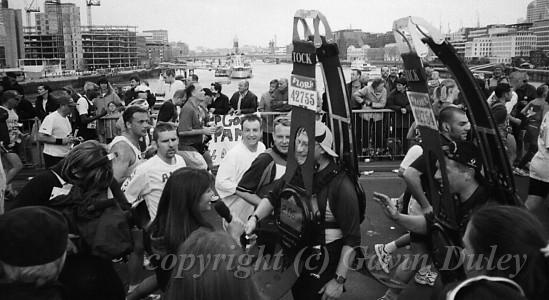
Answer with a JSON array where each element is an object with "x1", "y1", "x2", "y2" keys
[{"x1": 275, "y1": 10, "x2": 365, "y2": 261}]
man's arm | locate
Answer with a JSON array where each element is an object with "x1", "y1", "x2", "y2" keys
[
  {"x1": 371, "y1": 89, "x2": 387, "y2": 108},
  {"x1": 235, "y1": 190, "x2": 262, "y2": 206},
  {"x1": 373, "y1": 192, "x2": 428, "y2": 234},
  {"x1": 110, "y1": 141, "x2": 136, "y2": 183},
  {"x1": 37, "y1": 133, "x2": 72, "y2": 145},
  {"x1": 352, "y1": 86, "x2": 367, "y2": 105}
]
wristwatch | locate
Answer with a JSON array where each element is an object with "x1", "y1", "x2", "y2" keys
[{"x1": 334, "y1": 274, "x2": 346, "y2": 284}]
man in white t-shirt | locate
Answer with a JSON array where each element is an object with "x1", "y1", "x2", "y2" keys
[
  {"x1": 157, "y1": 69, "x2": 185, "y2": 102},
  {"x1": 215, "y1": 114, "x2": 265, "y2": 229},
  {"x1": 38, "y1": 91, "x2": 80, "y2": 168},
  {"x1": 122, "y1": 123, "x2": 186, "y2": 221}
]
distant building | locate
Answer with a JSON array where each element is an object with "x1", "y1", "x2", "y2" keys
[
  {"x1": 334, "y1": 29, "x2": 395, "y2": 60},
  {"x1": 334, "y1": 29, "x2": 366, "y2": 60},
  {"x1": 527, "y1": 0, "x2": 549, "y2": 23},
  {"x1": 465, "y1": 37, "x2": 492, "y2": 61},
  {"x1": 142, "y1": 30, "x2": 168, "y2": 44},
  {"x1": 136, "y1": 35, "x2": 148, "y2": 67},
  {"x1": 463, "y1": 23, "x2": 536, "y2": 64},
  {"x1": 146, "y1": 42, "x2": 168, "y2": 66},
  {"x1": 81, "y1": 25, "x2": 138, "y2": 71},
  {"x1": 532, "y1": 19, "x2": 549, "y2": 53},
  {"x1": 27, "y1": 1, "x2": 83, "y2": 70},
  {"x1": 347, "y1": 45, "x2": 370, "y2": 62},
  {"x1": 0, "y1": 1, "x2": 24, "y2": 68},
  {"x1": 446, "y1": 29, "x2": 467, "y2": 59}
]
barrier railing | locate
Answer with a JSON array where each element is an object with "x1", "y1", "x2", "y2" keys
[
  {"x1": 24, "y1": 109, "x2": 413, "y2": 171},
  {"x1": 18, "y1": 118, "x2": 44, "y2": 169},
  {"x1": 259, "y1": 110, "x2": 414, "y2": 159}
]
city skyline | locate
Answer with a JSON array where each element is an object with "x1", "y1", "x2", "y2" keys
[{"x1": 15, "y1": 0, "x2": 529, "y2": 49}]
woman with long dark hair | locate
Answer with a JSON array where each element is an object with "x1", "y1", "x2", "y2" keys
[
  {"x1": 458, "y1": 205, "x2": 549, "y2": 300},
  {"x1": 48, "y1": 140, "x2": 130, "y2": 300},
  {"x1": 149, "y1": 167, "x2": 215, "y2": 287},
  {"x1": 128, "y1": 167, "x2": 215, "y2": 299}
]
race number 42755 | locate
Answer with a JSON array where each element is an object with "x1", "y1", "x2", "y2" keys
[{"x1": 289, "y1": 74, "x2": 317, "y2": 111}]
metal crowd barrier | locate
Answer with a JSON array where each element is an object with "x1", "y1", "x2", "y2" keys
[
  {"x1": 258, "y1": 110, "x2": 414, "y2": 160},
  {"x1": 18, "y1": 118, "x2": 44, "y2": 169}
]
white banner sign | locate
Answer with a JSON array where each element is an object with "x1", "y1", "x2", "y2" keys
[
  {"x1": 208, "y1": 114, "x2": 245, "y2": 166},
  {"x1": 288, "y1": 74, "x2": 317, "y2": 111}
]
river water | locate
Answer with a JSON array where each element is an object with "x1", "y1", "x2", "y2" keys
[{"x1": 144, "y1": 61, "x2": 352, "y2": 97}]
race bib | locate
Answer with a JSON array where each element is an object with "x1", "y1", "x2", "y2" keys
[{"x1": 288, "y1": 74, "x2": 317, "y2": 111}]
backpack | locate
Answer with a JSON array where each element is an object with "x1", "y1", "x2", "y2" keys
[{"x1": 319, "y1": 166, "x2": 366, "y2": 225}]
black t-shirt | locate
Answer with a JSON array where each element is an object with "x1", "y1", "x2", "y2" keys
[{"x1": 237, "y1": 147, "x2": 286, "y2": 197}]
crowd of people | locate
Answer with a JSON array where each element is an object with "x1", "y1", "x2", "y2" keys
[{"x1": 0, "y1": 62, "x2": 547, "y2": 300}]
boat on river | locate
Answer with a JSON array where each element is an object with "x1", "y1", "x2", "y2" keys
[
  {"x1": 215, "y1": 66, "x2": 231, "y2": 77},
  {"x1": 229, "y1": 54, "x2": 252, "y2": 79},
  {"x1": 350, "y1": 59, "x2": 381, "y2": 78}
]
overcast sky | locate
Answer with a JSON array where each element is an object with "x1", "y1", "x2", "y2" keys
[{"x1": 16, "y1": 0, "x2": 529, "y2": 49}]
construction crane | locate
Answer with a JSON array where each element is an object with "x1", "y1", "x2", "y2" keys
[
  {"x1": 24, "y1": 0, "x2": 40, "y2": 27},
  {"x1": 86, "y1": 0, "x2": 100, "y2": 27}
]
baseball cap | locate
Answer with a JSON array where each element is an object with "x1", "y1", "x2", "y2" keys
[
  {"x1": 315, "y1": 121, "x2": 338, "y2": 157},
  {"x1": 442, "y1": 141, "x2": 483, "y2": 172},
  {"x1": 0, "y1": 206, "x2": 69, "y2": 266}
]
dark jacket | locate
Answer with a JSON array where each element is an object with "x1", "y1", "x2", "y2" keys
[
  {"x1": 346, "y1": 81, "x2": 363, "y2": 109},
  {"x1": 386, "y1": 89, "x2": 413, "y2": 128},
  {"x1": 208, "y1": 93, "x2": 231, "y2": 115},
  {"x1": 15, "y1": 98, "x2": 37, "y2": 131},
  {"x1": 35, "y1": 95, "x2": 59, "y2": 121},
  {"x1": 229, "y1": 90, "x2": 258, "y2": 114},
  {"x1": 271, "y1": 88, "x2": 291, "y2": 112}
]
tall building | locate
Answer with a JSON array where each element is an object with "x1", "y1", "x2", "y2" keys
[
  {"x1": 81, "y1": 25, "x2": 138, "y2": 70},
  {"x1": 29, "y1": 1, "x2": 83, "y2": 70},
  {"x1": 532, "y1": 19, "x2": 549, "y2": 52},
  {"x1": 0, "y1": 0, "x2": 24, "y2": 68},
  {"x1": 527, "y1": 0, "x2": 549, "y2": 23}
]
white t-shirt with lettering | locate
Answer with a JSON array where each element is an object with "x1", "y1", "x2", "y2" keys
[
  {"x1": 39, "y1": 111, "x2": 72, "y2": 157},
  {"x1": 122, "y1": 154, "x2": 186, "y2": 220}
]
